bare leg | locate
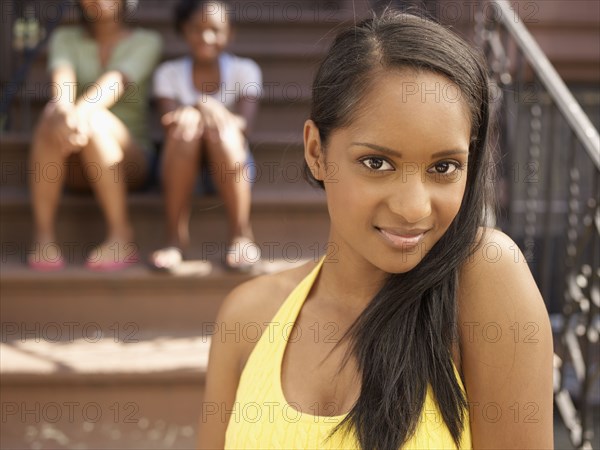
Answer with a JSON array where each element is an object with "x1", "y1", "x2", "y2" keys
[
  {"x1": 149, "y1": 131, "x2": 202, "y2": 269},
  {"x1": 28, "y1": 110, "x2": 69, "y2": 266},
  {"x1": 203, "y1": 129, "x2": 258, "y2": 268},
  {"x1": 67, "y1": 108, "x2": 148, "y2": 268},
  {"x1": 204, "y1": 130, "x2": 253, "y2": 240}
]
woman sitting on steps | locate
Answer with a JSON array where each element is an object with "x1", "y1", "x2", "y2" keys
[
  {"x1": 27, "y1": 0, "x2": 162, "y2": 271},
  {"x1": 149, "y1": 0, "x2": 262, "y2": 272}
]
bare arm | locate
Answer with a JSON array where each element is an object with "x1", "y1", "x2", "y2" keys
[
  {"x1": 458, "y1": 228, "x2": 554, "y2": 449},
  {"x1": 195, "y1": 96, "x2": 245, "y2": 136},
  {"x1": 157, "y1": 97, "x2": 204, "y2": 143},
  {"x1": 74, "y1": 70, "x2": 128, "y2": 115},
  {"x1": 51, "y1": 65, "x2": 77, "y2": 107},
  {"x1": 197, "y1": 281, "x2": 252, "y2": 449},
  {"x1": 45, "y1": 66, "x2": 86, "y2": 152}
]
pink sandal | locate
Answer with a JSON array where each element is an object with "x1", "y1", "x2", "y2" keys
[{"x1": 28, "y1": 257, "x2": 65, "y2": 272}]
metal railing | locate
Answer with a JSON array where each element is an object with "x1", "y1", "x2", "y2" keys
[
  {"x1": 475, "y1": 1, "x2": 600, "y2": 448},
  {"x1": 0, "y1": 0, "x2": 69, "y2": 132}
]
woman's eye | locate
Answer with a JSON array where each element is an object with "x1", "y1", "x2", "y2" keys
[
  {"x1": 429, "y1": 161, "x2": 461, "y2": 175},
  {"x1": 360, "y1": 157, "x2": 394, "y2": 171}
]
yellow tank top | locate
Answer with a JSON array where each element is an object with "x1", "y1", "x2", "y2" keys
[{"x1": 224, "y1": 255, "x2": 472, "y2": 449}]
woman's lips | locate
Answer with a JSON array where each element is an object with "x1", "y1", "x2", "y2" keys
[{"x1": 375, "y1": 227, "x2": 427, "y2": 248}]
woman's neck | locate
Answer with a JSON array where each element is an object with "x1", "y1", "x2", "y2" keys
[
  {"x1": 89, "y1": 20, "x2": 127, "y2": 44},
  {"x1": 315, "y1": 232, "x2": 388, "y2": 315},
  {"x1": 193, "y1": 58, "x2": 220, "y2": 71}
]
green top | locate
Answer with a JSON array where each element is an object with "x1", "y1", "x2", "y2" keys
[{"x1": 48, "y1": 25, "x2": 163, "y2": 152}]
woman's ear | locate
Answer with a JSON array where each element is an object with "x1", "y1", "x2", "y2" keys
[{"x1": 304, "y1": 119, "x2": 326, "y2": 181}]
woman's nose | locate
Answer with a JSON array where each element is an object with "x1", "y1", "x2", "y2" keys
[{"x1": 388, "y1": 166, "x2": 432, "y2": 224}]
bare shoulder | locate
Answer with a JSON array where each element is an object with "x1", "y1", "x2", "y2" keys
[
  {"x1": 457, "y1": 226, "x2": 552, "y2": 346},
  {"x1": 197, "y1": 260, "x2": 319, "y2": 449},
  {"x1": 456, "y1": 227, "x2": 554, "y2": 448},
  {"x1": 458, "y1": 227, "x2": 549, "y2": 324},
  {"x1": 215, "y1": 260, "x2": 318, "y2": 368}
]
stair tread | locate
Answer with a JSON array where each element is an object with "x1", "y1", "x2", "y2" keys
[
  {"x1": 0, "y1": 185, "x2": 327, "y2": 208},
  {"x1": 0, "y1": 257, "x2": 310, "y2": 283},
  {"x1": 74, "y1": 5, "x2": 362, "y2": 26},
  {"x1": 1, "y1": 334, "x2": 211, "y2": 384}
]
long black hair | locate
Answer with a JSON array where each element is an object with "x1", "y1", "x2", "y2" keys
[{"x1": 303, "y1": 10, "x2": 495, "y2": 450}]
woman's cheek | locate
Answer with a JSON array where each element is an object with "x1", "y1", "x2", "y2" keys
[
  {"x1": 440, "y1": 181, "x2": 467, "y2": 225},
  {"x1": 326, "y1": 174, "x2": 368, "y2": 225}
]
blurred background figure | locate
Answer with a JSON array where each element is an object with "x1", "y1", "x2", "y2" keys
[
  {"x1": 27, "y1": 0, "x2": 162, "y2": 271},
  {"x1": 149, "y1": 0, "x2": 262, "y2": 272}
]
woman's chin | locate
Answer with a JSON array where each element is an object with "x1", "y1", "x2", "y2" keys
[{"x1": 373, "y1": 247, "x2": 431, "y2": 275}]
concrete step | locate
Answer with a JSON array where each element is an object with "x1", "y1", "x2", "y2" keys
[
  {"x1": 0, "y1": 186, "x2": 330, "y2": 264},
  {"x1": 1, "y1": 334, "x2": 210, "y2": 449},
  {"x1": 63, "y1": 0, "x2": 362, "y2": 28},
  {"x1": 0, "y1": 257, "x2": 311, "y2": 335},
  {"x1": 0, "y1": 131, "x2": 307, "y2": 188}
]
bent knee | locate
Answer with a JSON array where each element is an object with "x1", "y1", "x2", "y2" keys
[
  {"x1": 84, "y1": 109, "x2": 116, "y2": 141},
  {"x1": 205, "y1": 136, "x2": 247, "y2": 164}
]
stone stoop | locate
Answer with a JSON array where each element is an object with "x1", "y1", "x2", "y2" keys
[
  {"x1": 1, "y1": 335, "x2": 210, "y2": 449},
  {"x1": 0, "y1": 258, "x2": 311, "y2": 335},
  {"x1": 0, "y1": 257, "x2": 312, "y2": 449}
]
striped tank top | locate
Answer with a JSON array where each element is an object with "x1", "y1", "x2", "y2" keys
[{"x1": 224, "y1": 255, "x2": 472, "y2": 449}]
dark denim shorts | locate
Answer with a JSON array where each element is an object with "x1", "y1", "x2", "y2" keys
[{"x1": 196, "y1": 148, "x2": 257, "y2": 195}]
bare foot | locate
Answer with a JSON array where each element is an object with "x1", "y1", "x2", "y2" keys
[
  {"x1": 85, "y1": 237, "x2": 139, "y2": 271},
  {"x1": 225, "y1": 236, "x2": 261, "y2": 272},
  {"x1": 149, "y1": 246, "x2": 183, "y2": 271}
]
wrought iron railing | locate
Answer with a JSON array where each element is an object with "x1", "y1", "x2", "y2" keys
[
  {"x1": 475, "y1": 1, "x2": 600, "y2": 448},
  {"x1": 0, "y1": 0, "x2": 74, "y2": 133}
]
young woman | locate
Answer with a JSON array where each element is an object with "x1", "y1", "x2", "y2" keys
[
  {"x1": 149, "y1": 0, "x2": 262, "y2": 272},
  {"x1": 197, "y1": 11, "x2": 554, "y2": 450},
  {"x1": 28, "y1": 0, "x2": 162, "y2": 271}
]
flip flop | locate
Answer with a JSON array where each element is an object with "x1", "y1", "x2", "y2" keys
[
  {"x1": 148, "y1": 246, "x2": 184, "y2": 272},
  {"x1": 27, "y1": 256, "x2": 65, "y2": 272},
  {"x1": 224, "y1": 237, "x2": 261, "y2": 273},
  {"x1": 85, "y1": 251, "x2": 139, "y2": 272}
]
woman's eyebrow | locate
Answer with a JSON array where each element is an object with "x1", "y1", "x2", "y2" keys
[
  {"x1": 351, "y1": 142, "x2": 402, "y2": 157},
  {"x1": 430, "y1": 149, "x2": 469, "y2": 158},
  {"x1": 350, "y1": 142, "x2": 468, "y2": 158}
]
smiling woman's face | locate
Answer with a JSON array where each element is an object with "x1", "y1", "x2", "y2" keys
[
  {"x1": 182, "y1": 2, "x2": 230, "y2": 63},
  {"x1": 305, "y1": 70, "x2": 472, "y2": 274}
]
